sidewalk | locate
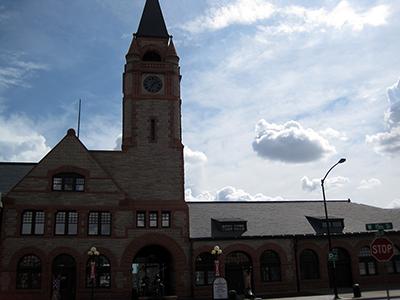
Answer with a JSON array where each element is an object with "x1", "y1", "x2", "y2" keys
[{"x1": 265, "y1": 289, "x2": 400, "y2": 300}]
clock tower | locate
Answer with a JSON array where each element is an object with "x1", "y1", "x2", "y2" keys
[{"x1": 121, "y1": 0, "x2": 184, "y2": 201}]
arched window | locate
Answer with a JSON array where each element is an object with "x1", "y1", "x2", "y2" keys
[
  {"x1": 300, "y1": 249, "x2": 320, "y2": 280},
  {"x1": 260, "y1": 250, "x2": 281, "y2": 282},
  {"x1": 358, "y1": 246, "x2": 377, "y2": 276},
  {"x1": 86, "y1": 255, "x2": 111, "y2": 288},
  {"x1": 195, "y1": 252, "x2": 214, "y2": 286},
  {"x1": 16, "y1": 255, "x2": 41, "y2": 289},
  {"x1": 143, "y1": 51, "x2": 161, "y2": 62},
  {"x1": 387, "y1": 246, "x2": 400, "y2": 274},
  {"x1": 52, "y1": 172, "x2": 85, "y2": 192}
]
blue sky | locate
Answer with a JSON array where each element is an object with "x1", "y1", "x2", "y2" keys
[{"x1": 0, "y1": 0, "x2": 399, "y2": 208}]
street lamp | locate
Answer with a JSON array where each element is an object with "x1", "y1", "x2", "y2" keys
[
  {"x1": 87, "y1": 246, "x2": 100, "y2": 300},
  {"x1": 211, "y1": 245, "x2": 223, "y2": 277},
  {"x1": 321, "y1": 158, "x2": 346, "y2": 299}
]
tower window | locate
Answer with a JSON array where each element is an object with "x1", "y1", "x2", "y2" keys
[
  {"x1": 143, "y1": 51, "x2": 161, "y2": 62},
  {"x1": 150, "y1": 118, "x2": 157, "y2": 142}
]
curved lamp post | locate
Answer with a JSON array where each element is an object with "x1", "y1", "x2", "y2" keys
[
  {"x1": 321, "y1": 158, "x2": 346, "y2": 299},
  {"x1": 87, "y1": 246, "x2": 100, "y2": 300},
  {"x1": 211, "y1": 245, "x2": 223, "y2": 277}
]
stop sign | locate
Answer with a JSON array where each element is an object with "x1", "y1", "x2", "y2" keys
[{"x1": 370, "y1": 237, "x2": 394, "y2": 262}]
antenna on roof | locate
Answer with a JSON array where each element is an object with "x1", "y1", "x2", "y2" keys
[{"x1": 77, "y1": 99, "x2": 82, "y2": 138}]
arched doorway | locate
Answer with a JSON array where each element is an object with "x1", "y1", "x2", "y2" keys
[
  {"x1": 52, "y1": 254, "x2": 76, "y2": 300},
  {"x1": 132, "y1": 245, "x2": 173, "y2": 297},
  {"x1": 328, "y1": 247, "x2": 352, "y2": 287},
  {"x1": 225, "y1": 251, "x2": 252, "y2": 295}
]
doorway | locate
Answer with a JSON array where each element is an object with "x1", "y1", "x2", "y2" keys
[
  {"x1": 132, "y1": 245, "x2": 173, "y2": 297},
  {"x1": 225, "y1": 251, "x2": 252, "y2": 295},
  {"x1": 328, "y1": 247, "x2": 353, "y2": 287},
  {"x1": 52, "y1": 254, "x2": 76, "y2": 300}
]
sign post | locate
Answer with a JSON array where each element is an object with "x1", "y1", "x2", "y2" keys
[{"x1": 370, "y1": 237, "x2": 394, "y2": 300}]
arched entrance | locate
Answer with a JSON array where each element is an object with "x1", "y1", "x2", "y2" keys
[
  {"x1": 52, "y1": 254, "x2": 76, "y2": 300},
  {"x1": 131, "y1": 245, "x2": 173, "y2": 297},
  {"x1": 328, "y1": 247, "x2": 352, "y2": 287},
  {"x1": 225, "y1": 251, "x2": 252, "y2": 295}
]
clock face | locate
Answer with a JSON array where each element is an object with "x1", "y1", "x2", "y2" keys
[{"x1": 143, "y1": 75, "x2": 163, "y2": 93}]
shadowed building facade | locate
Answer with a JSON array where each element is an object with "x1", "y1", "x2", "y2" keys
[{"x1": 1, "y1": 1, "x2": 400, "y2": 300}]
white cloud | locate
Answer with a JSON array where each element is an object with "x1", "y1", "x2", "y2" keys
[
  {"x1": 184, "y1": 146, "x2": 208, "y2": 196},
  {"x1": 302, "y1": 175, "x2": 350, "y2": 192},
  {"x1": 184, "y1": 146, "x2": 207, "y2": 165},
  {"x1": 185, "y1": 186, "x2": 283, "y2": 202},
  {"x1": 253, "y1": 120, "x2": 336, "y2": 163},
  {"x1": 0, "y1": 114, "x2": 51, "y2": 162},
  {"x1": 358, "y1": 178, "x2": 382, "y2": 190},
  {"x1": 301, "y1": 176, "x2": 320, "y2": 192},
  {"x1": 366, "y1": 127, "x2": 400, "y2": 155},
  {"x1": 184, "y1": 0, "x2": 275, "y2": 33},
  {"x1": 183, "y1": 0, "x2": 390, "y2": 34},
  {"x1": 319, "y1": 128, "x2": 348, "y2": 141},
  {"x1": 386, "y1": 198, "x2": 400, "y2": 209},
  {"x1": 283, "y1": 1, "x2": 389, "y2": 33},
  {"x1": 385, "y1": 79, "x2": 400, "y2": 127},
  {"x1": 366, "y1": 80, "x2": 400, "y2": 156}
]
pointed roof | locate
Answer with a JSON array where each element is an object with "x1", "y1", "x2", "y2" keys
[{"x1": 137, "y1": 0, "x2": 169, "y2": 38}]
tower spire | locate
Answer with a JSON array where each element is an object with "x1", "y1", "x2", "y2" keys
[{"x1": 136, "y1": 0, "x2": 169, "y2": 38}]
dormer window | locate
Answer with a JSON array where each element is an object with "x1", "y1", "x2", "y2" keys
[
  {"x1": 52, "y1": 173, "x2": 85, "y2": 192},
  {"x1": 211, "y1": 218, "x2": 247, "y2": 238},
  {"x1": 306, "y1": 216, "x2": 345, "y2": 234},
  {"x1": 143, "y1": 51, "x2": 161, "y2": 62}
]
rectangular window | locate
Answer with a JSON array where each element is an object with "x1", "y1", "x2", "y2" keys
[
  {"x1": 150, "y1": 118, "x2": 156, "y2": 141},
  {"x1": 136, "y1": 211, "x2": 146, "y2": 228},
  {"x1": 55, "y1": 211, "x2": 78, "y2": 235},
  {"x1": 149, "y1": 211, "x2": 158, "y2": 228},
  {"x1": 100, "y1": 212, "x2": 111, "y2": 235},
  {"x1": 52, "y1": 177, "x2": 62, "y2": 191},
  {"x1": 161, "y1": 211, "x2": 170, "y2": 228},
  {"x1": 88, "y1": 212, "x2": 111, "y2": 236},
  {"x1": 21, "y1": 211, "x2": 45, "y2": 235}
]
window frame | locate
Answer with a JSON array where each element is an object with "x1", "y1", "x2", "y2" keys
[
  {"x1": 54, "y1": 211, "x2": 78, "y2": 236},
  {"x1": 358, "y1": 246, "x2": 377, "y2": 276},
  {"x1": 21, "y1": 210, "x2": 45, "y2": 236},
  {"x1": 52, "y1": 172, "x2": 85, "y2": 192},
  {"x1": 195, "y1": 252, "x2": 215, "y2": 286},
  {"x1": 88, "y1": 211, "x2": 111, "y2": 236},
  {"x1": 260, "y1": 250, "x2": 282, "y2": 282},
  {"x1": 16, "y1": 254, "x2": 42, "y2": 289},
  {"x1": 136, "y1": 211, "x2": 146, "y2": 228},
  {"x1": 161, "y1": 211, "x2": 171, "y2": 228},
  {"x1": 86, "y1": 255, "x2": 111, "y2": 288},
  {"x1": 300, "y1": 249, "x2": 320, "y2": 280},
  {"x1": 149, "y1": 211, "x2": 158, "y2": 228}
]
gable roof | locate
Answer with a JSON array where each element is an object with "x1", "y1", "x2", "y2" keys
[
  {"x1": 8, "y1": 129, "x2": 124, "y2": 195},
  {"x1": 136, "y1": 0, "x2": 169, "y2": 38},
  {"x1": 188, "y1": 200, "x2": 400, "y2": 239},
  {"x1": 0, "y1": 162, "x2": 36, "y2": 194}
]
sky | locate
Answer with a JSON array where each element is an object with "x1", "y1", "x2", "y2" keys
[{"x1": 0, "y1": 0, "x2": 399, "y2": 208}]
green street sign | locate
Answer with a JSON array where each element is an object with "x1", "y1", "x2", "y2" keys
[{"x1": 366, "y1": 223, "x2": 393, "y2": 231}]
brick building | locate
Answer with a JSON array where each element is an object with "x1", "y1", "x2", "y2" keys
[{"x1": 0, "y1": 1, "x2": 400, "y2": 300}]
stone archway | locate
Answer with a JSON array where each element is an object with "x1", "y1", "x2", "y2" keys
[
  {"x1": 225, "y1": 251, "x2": 252, "y2": 295},
  {"x1": 52, "y1": 254, "x2": 76, "y2": 300},
  {"x1": 328, "y1": 247, "x2": 353, "y2": 288},
  {"x1": 131, "y1": 245, "x2": 173, "y2": 298}
]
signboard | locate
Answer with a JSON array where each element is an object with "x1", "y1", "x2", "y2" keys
[
  {"x1": 328, "y1": 251, "x2": 338, "y2": 262},
  {"x1": 370, "y1": 237, "x2": 394, "y2": 262},
  {"x1": 213, "y1": 277, "x2": 228, "y2": 300},
  {"x1": 366, "y1": 223, "x2": 393, "y2": 231}
]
